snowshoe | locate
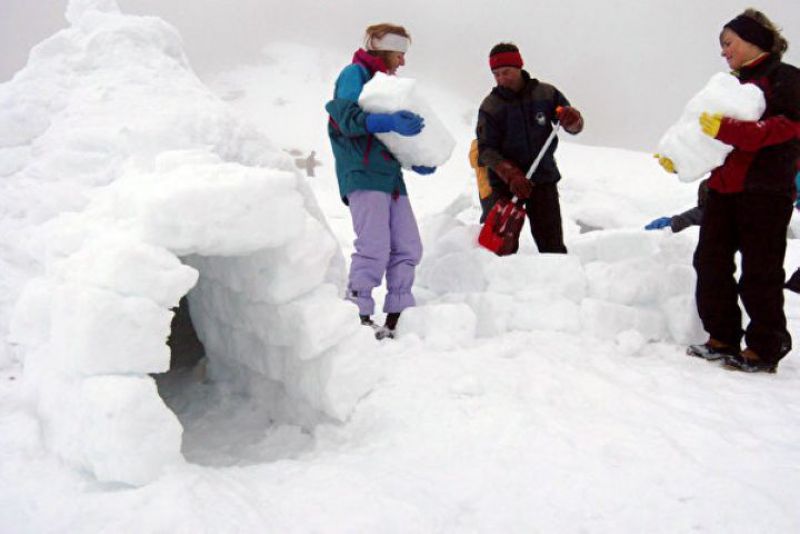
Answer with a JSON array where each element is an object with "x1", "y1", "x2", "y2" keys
[{"x1": 686, "y1": 340, "x2": 739, "y2": 361}]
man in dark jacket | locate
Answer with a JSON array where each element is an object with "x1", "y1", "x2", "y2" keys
[{"x1": 476, "y1": 42, "x2": 584, "y2": 253}]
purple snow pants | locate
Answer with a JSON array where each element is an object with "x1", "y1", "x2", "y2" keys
[{"x1": 346, "y1": 189, "x2": 423, "y2": 316}]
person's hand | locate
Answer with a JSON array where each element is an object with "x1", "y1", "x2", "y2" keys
[
  {"x1": 411, "y1": 165, "x2": 436, "y2": 175},
  {"x1": 653, "y1": 153, "x2": 676, "y2": 174},
  {"x1": 556, "y1": 106, "x2": 583, "y2": 133},
  {"x1": 699, "y1": 112, "x2": 723, "y2": 138},
  {"x1": 366, "y1": 110, "x2": 424, "y2": 136},
  {"x1": 494, "y1": 160, "x2": 533, "y2": 200},
  {"x1": 644, "y1": 216, "x2": 672, "y2": 230}
]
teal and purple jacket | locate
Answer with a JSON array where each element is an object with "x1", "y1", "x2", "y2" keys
[{"x1": 326, "y1": 49, "x2": 406, "y2": 205}]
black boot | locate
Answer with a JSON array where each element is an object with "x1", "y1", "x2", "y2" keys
[
  {"x1": 375, "y1": 312, "x2": 401, "y2": 340},
  {"x1": 724, "y1": 349, "x2": 778, "y2": 373},
  {"x1": 686, "y1": 338, "x2": 740, "y2": 361}
]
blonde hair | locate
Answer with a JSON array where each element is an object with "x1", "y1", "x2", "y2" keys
[
  {"x1": 364, "y1": 23, "x2": 411, "y2": 49},
  {"x1": 741, "y1": 8, "x2": 789, "y2": 57},
  {"x1": 363, "y1": 23, "x2": 411, "y2": 66}
]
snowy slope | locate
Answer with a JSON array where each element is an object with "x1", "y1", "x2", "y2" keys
[{"x1": 2, "y1": 2, "x2": 800, "y2": 532}]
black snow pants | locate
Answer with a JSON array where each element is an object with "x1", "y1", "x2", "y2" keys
[
  {"x1": 693, "y1": 190, "x2": 793, "y2": 364},
  {"x1": 522, "y1": 182, "x2": 567, "y2": 254}
]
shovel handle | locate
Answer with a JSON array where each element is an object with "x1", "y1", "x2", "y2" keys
[{"x1": 526, "y1": 121, "x2": 561, "y2": 180}]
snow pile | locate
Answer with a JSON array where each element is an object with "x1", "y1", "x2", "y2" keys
[
  {"x1": 2, "y1": 0, "x2": 378, "y2": 485},
  {"x1": 358, "y1": 72, "x2": 456, "y2": 168},
  {"x1": 657, "y1": 72, "x2": 765, "y2": 182},
  {"x1": 412, "y1": 197, "x2": 704, "y2": 350}
]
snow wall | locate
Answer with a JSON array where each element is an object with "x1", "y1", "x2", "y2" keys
[{"x1": 2, "y1": 1, "x2": 379, "y2": 485}]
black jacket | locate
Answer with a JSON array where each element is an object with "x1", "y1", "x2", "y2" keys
[
  {"x1": 476, "y1": 70, "x2": 571, "y2": 194},
  {"x1": 710, "y1": 54, "x2": 800, "y2": 197}
]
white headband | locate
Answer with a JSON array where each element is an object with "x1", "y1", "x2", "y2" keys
[{"x1": 366, "y1": 33, "x2": 410, "y2": 53}]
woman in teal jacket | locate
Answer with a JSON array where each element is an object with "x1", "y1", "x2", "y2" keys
[{"x1": 325, "y1": 23, "x2": 435, "y2": 339}]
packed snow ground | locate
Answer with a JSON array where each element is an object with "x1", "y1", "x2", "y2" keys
[{"x1": 2, "y1": 4, "x2": 800, "y2": 532}]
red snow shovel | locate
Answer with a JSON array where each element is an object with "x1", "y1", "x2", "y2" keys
[
  {"x1": 478, "y1": 119, "x2": 561, "y2": 256},
  {"x1": 478, "y1": 197, "x2": 527, "y2": 255}
]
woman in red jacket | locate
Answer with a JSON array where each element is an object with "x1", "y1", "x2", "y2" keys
[{"x1": 687, "y1": 9, "x2": 800, "y2": 373}]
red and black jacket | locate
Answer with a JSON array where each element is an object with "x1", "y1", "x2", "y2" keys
[{"x1": 708, "y1": 54, "x2": 800, "y2": 198}]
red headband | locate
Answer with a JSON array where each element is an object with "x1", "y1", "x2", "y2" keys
[{"x1": 489, "y1": 51, "x2": 523, "y2": 70}]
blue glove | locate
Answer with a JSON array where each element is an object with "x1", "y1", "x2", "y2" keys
[
  {"x1": 644, "y1": 216, "x2": 672, "y2": 230},
  {"x1": 412, "y1": 165, "x2": 436, "y2": 175},
  {"x1": 365, "y1": 110, "x2": 424, "y2": 136}
]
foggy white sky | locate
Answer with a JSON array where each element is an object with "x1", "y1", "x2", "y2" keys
[{"x1": 2, "y1": 0, "x2": 798, "y2": 151}]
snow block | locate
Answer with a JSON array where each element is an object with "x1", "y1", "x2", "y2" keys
[
  {"x1": 124, "y1": 151, "x2": 306, "y2": 256},
  {"x1": 662, "y1": 295, "x2": 705, "y2": 345},
  {"x1": 79, "y1": 375, "x2": 183, "y2": 485},
  {"x1": 51, "y1": 235, "x2": 198, "y2": 308},
  {"x1": 580, "y1": 298, "x2": 668, "y2": 341},
  {"x1": 51, "y1": 284, "x2": 172, "y2": 375},
  {"x1": 510, "y1": 298, "x2": 581, "y2": 334},
  {"x1": 485, "y1": 254, "x2": 586, "y2": 303},
  {"x1": 657, "y1": 72, "x2": 765, "y2": 182},
  {"x1": 358, "y1": 72, "x2": 456, "y2": 168}
]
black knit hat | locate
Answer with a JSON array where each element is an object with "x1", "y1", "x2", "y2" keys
[{"x1": 724, "y1": 15, "x2": 774, "y2": 52}]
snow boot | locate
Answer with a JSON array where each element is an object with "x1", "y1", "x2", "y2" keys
[
  {"x1": 686, "y1": 338, "x2": 739, "y2": 361},
  {"x1": 786, "y1": 268, "x2": 800, "y2": 294},
  {"x1": 374, "y1": 312, "x2": 401, "y2": 340},
  {"x1": 723, "y1": 348, "x2": 778, "y2": 374}
]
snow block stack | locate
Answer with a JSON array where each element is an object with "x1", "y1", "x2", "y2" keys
[
  {"x1": 415, "y1": 207, "x2": 704, "y2": 347},
  {"x1": 4, "y1": 0, "x2": 378, "y2": 485},
  {"x1": 358, "y1": 72, "x2": 456, "y2": 168},
  {"x1": 657, "y1": 72, "x2": 765, "y2": 182}
]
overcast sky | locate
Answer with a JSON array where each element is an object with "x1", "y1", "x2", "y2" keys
[{"x1": 3, "y1": 0, "x2": 798, "y2": 151}]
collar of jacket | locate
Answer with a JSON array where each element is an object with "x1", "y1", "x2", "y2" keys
[
  {"x1": 491, "y1": 69, "x2": 539, "y2": 100},
  {"x1": 352, "y1": 48, "x2": 388, "y2": 75},
  {"x1": 735, "y1": 52, "x2": 777, "y2": 80}
]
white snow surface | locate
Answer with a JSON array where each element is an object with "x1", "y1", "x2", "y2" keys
[
  {"x1": 1, "y1": 3, "x2": 800, "y2": 532},
  {"x1": 657, "y1": 72, "x2": 766, "y2": 182},
  {"x1": 358, "y1": 72, "x2": 456, "y2": 168}
]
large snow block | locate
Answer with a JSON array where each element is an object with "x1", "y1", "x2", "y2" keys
[
  {"x1": 80, "y1": 375, "x2": 184, "y2": 485},
  {"x1": 657, "y1": 72, "x2": 765, "y2": 182},
  {"x1": 123, "y1": 151, "x2": 306, "y2": 256},
  {"x1": 358, "y1": 72, "x2": 455, "y2": 168},
  {"x1": 580, "y1": 298, "x2": 668, "y2": 341},
  {"x1": 274, "y1": 284, "x2": 360, "y2": 360},
  {"x1": 52, "y1": 236, "x2": 198, "y2": 308},
  {"x1": 510, "y1": 298, "x2": 581, "y2": 334},
  {"x1": 485, "y1": 254, "x2": 586, "y2": 302},
  {"x1": 662, "y1": 295, "x2": 705, "y2": 345},
  {"x1": 51, "y1": 284, "x2": 172, "y2": 375}
]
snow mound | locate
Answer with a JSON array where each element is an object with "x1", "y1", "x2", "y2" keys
[
  {"x1": 2, "y1": 1, "x2": 378, "y2": 485},
  {"x1": 657, "y1": 72, "x2": 765, "y2": 182}
]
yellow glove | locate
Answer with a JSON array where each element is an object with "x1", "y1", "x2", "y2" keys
[
  {"x1": 653, "y1": 153, "x2": 676, "y2": 174},
  {"x1": 699, "y1": 112, "x2": 723, "y2": 138}
]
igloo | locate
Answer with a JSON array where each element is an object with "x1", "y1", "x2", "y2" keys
[{"x1": 2, "y1": 0, "x2": 378, "y2": 485}]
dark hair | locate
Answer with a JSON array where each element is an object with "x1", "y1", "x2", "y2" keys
[{"x1": 490, "y1": 43, "x2": 519, "y2": 56}]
